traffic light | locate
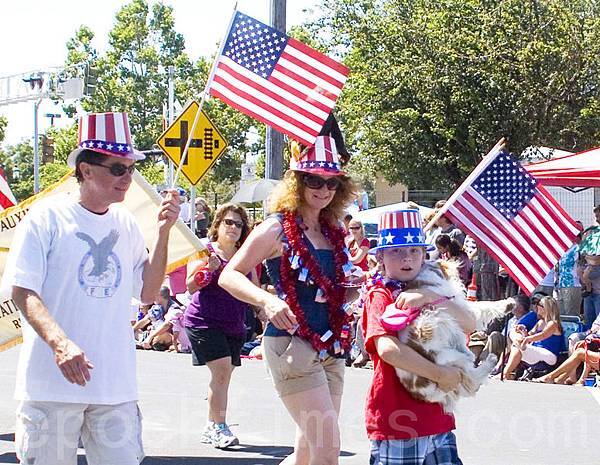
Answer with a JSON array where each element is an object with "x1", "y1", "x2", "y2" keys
[
  {"x1": 41, "y1": 135, "x2": 55, "y2": 164},
  {"x1": 84, "y1": 65, "x2": 99, "y2": 96}
]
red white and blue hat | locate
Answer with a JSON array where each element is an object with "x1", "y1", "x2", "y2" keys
[
  {"x1": 370, "y1": 209, "x2": 430, "y2": 253},
  {"x1": 67, "y1": 112, "x2": 145, "y2": 167},
  {"x1": 290, "y1": 136, "x2": 345, "y2": 176}
]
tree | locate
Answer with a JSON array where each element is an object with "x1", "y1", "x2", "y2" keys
[
  {"x1": 62, "y1": 0, "x2": 262, "y2": 195},
  {"x1": 312, "y1": 0, "x2": 600, "y2": 189},
  {"x1": 0, "y1": 116, "x2": 7, "y2": 144}
]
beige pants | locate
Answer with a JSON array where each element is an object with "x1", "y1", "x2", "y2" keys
[
  {"x1": 15, "y1": 400, "x2": 144, "y2": 465},
  {"x1": 263, "y1": 335, "x2": 345, "y2": 397}
]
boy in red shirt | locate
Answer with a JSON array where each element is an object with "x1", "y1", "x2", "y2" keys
[{"x1": 362, "y1": 210, "x2": 475, "y2": 464}]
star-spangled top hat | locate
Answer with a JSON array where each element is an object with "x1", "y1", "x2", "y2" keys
[
  {"x1": 289, "y1": 135, "x2": 345, "y2": 176},
  {"x1": 67, "y1": 112, "x2": 146, "y2": 167},
  {"x1": 369, "y1": 209, "x2": 430, "y2": 253}
]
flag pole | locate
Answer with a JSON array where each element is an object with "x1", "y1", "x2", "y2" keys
[
  {"x1": 423, "y1": 137, "x2": 506, "y2": 232},
  {"x1": 171, "y1": 3, "x2": 238, "y2": 188}
]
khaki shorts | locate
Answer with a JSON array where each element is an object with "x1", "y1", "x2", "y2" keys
[
  {"x1": 263, "y1": 335, "x2": 345, "y2": 397},
  {"x1": 15, "y1": 400, "x2": 144, "y2": 465}
]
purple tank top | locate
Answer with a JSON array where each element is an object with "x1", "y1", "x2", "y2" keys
[{"x1": 183, "y1": 243, "x2": 249, "y2": 338}]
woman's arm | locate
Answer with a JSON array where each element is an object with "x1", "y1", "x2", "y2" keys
[
  {"x1": 523, "y1": 321, "x2": 559, "y2": 344},
  {"x1": 219, "y1": 218, "x2": 298, "y2": 330},
  {"x1": 374, "y1": 334, "x2": 462, "y2": 392}
]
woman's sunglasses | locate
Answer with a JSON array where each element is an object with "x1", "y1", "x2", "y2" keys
[
  {"x1": 348, "y1": 226, "x2": 361, "y2": 230},
  {"x1": 87, "y1": 162, "x2": 135, "y2": 177},
  {"x1": 302, "y1": 173, "x2": 341, "y2": 191},
  {"x1": 223, "y1": 218, "x2": 243, "y2": 229}
]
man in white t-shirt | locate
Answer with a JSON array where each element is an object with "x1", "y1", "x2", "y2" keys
[{"x1": 2, "y1": 112, "x2": 180, "y2": 465}]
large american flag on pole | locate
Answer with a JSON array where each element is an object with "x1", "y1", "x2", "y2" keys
[
  {"x1": 208, "y1": 11, "x2": 349, "y2": 146},
  {"x1": 432, "y1": 148, "x2": 580, "y2": 295}
]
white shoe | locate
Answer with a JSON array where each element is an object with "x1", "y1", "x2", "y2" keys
[
  {"x1": 211, "y1": 423, "x2": 239, "y2": 449},
  {"x1": 199, "y1": 422, "x2": 215, "y2": 444}
]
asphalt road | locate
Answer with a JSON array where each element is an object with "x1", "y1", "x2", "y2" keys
[{"x1": 1, "y1": 347, "x2": 600, "y2": 464}]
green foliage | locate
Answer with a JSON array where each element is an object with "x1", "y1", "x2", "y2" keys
[
  {"x1": 47, "y1": 124, "x2": 78, "y2": 165},
  {"x1": 313, "y1": 0, "x2": 600, "y2": 189},
  {"x1": 0, "y1": 116, "x2": 7, "y2": 144},
  {"x1": 61, "y1": 0, "x2": 262, "y2": 195},
  {"x1": 0, "y1": 141, "x2": 34, "y2": 201},
  {"x1": 40, "y1": 163, "x2": 72, "y2": 190}
]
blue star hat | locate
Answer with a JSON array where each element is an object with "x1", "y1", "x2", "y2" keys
[{"x1": 369, "y1": 209, "x2": 432, "y2": 253}]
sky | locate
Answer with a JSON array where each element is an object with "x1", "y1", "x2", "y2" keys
[{"x1": 0, "y1": 0, "x2": 320, "y2": 147}]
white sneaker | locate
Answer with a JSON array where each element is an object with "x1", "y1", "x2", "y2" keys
[
  {"x1": 211, "y1": 423, "x2": 239, "y2": 449},
  {"x1": 199, "y1": 422, "x2": 215, "y2": 444}
]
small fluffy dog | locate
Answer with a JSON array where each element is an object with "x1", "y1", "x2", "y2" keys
[{"x1": 384, "y1": 260, "x2": 515, "y2": 413}]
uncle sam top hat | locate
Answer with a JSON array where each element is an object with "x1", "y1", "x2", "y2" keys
[
  {"x1": 289, "y1": 135, "x2": 345, "y2": 176},
  {"x1": 67, "y1": 112, "x2": 146, "y2": 167},
  {"x1": 369, "y1": 209, "x2": 431, "y2": 253}
]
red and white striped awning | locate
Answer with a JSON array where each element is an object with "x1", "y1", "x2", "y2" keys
[{"x1": 525, "y1": 147, "x2": 600, "y2": 187}]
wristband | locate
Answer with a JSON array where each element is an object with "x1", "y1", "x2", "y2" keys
[{"x1": 194, "y1": 269, "x2": 213, "y2": 287}]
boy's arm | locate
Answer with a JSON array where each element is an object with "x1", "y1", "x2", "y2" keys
[
  {"x1": 373, "y1": 334, "x2": 462, "y2": 392},
  {"x1": 396, "y1": 290, "x2": 476, "y2": 333}
]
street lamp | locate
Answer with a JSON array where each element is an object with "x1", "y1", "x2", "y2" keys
[{"x1": 13, "y1": 166, "x2": 20, "y2": 180}]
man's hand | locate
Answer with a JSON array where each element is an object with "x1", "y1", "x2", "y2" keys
[
  {"x1": 435, "y1": 365, "x2": 462, "y2": 392},
  {"x1": 54, "y1": 339, "x2": 94, "y2": 386},
  {"x1": 158, "y1": 190, "x2": 181, "y2": 232}
]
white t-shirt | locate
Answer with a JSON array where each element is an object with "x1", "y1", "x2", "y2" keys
[{"x1": 2, "y1": 195, "x2": 148, "y2": 404}]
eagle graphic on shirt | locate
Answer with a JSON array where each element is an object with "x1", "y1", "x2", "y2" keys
[{"x1": 76, "y1": 229, "x2": 122, "y2": 297}]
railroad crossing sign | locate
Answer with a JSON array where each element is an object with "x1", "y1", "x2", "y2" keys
[{"x1": 156, "y1": 100, "x2": 228, "y2": 185}]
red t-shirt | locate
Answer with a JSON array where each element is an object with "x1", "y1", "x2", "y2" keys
[{"x1": 362, "y1": 285, "x2": 455, "y2": 440}]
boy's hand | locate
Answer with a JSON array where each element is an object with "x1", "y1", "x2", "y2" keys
[
  {"x1": 435, "y1": 366, "x2": 462, "y2": 392},
  {"x1": 395, "y1": 289, "x2": 441, "y2": 310}
]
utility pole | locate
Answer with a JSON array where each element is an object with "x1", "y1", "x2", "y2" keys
[
  {"x1": 33, "y1": 99, "x2": 42, "y2": 193},
  {"x1": 167, "y1": 66, "x2": 175, "y2": 187},
  {"x1": 265, "y1": 0, "x2": 286, "y2": 181}
]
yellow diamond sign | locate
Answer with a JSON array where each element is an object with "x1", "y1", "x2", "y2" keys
[{"x1": 157, "y1": 100, "x2": 228, "y2": 185}]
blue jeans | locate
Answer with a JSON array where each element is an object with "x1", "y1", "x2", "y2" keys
[{"x1": 583, "y1": 293, "x2": 600, "y2": 329}]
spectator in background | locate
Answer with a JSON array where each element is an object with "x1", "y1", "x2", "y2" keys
[
  {"x1": 579, "y1": 254, "x2": 600, "y2": 328},
  {"x1": 343, "y1": 213, "x2": 353, "y2": 233},
  {"x1": 346, "y1": 219, "x2": 370, "y2": 271},
  {"x1": 469, "y1": 294, "x2": 531, "y2": 366},
  {"x1": 535, "y1": 269, "x2": 555, "y2": 298},
  {"x1": 472, "y1": 245, "x2": 500, "y2": 301},
  {"x1": 435, "y1": 234, "x2": 472, "y2": 285},
  {"x1": 435, "y1": 213, "x2": 466, "y2": 246},
  {"x1": 556, "y1": 231, "x2": 582, "y2": 316},
  {"x1": 502, "y1": 296, "x2": 563, "y2": 380},
  {"x1": 178, "y1": 188, "x2": 191, "y2": 225},
  {"x1": 195, "y1": 197, "x2": 212, "y2": 239}
]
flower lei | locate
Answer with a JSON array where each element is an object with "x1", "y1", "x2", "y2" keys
[{"x1": 279, "y1": 211, "x2": 353, "y2": 355}]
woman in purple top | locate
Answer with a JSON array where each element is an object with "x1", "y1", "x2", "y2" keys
[{"x1": 184, "y1": 203, "x2": 256, "y2": 449}]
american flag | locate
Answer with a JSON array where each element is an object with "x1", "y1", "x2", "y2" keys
[
  {"x1": 437, "y1": 149, "x2": 580, "y2": 295},
  {"x1": 208, "y1": 11, "x2": 349, "y2": 146}
]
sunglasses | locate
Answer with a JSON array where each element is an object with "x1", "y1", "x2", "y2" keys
[
  {"x1": 87, "y1": 162, "x2": 135, "y2": 177},
  {"x1": 348, "y1": 226, "x2": 361, "y2": 230},
  {"x1": 302, "y1": 173, "x2": 341, "y2": 191},
  {"x1": 223, "y1": 218, "x2": 243, "y2": 229}
]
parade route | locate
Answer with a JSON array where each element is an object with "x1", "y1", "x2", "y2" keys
[{"x1": 1, "y1": 347, "x2": 600, "y2": 464}]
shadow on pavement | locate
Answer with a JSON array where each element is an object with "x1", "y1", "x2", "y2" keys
[{"x1": 0, "y1": 434, "x2": 14, "y2": 443}]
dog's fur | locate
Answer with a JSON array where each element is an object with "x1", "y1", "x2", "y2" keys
[{"x1": 392, "y1": 260, "x2": 515, "y2": 413}]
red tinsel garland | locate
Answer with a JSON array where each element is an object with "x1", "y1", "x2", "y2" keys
[{"x1": 279, "y1": 211, "x2": 353, "y2": 354}]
